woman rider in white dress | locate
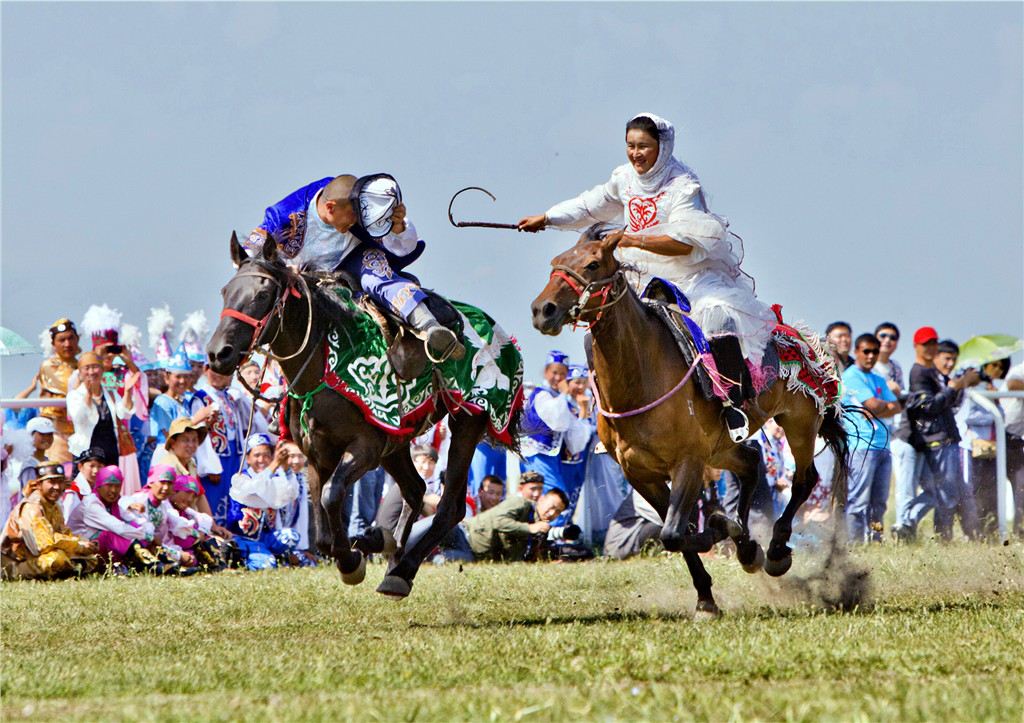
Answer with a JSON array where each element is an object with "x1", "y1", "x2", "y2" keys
[{"x1": 519, "y1": 112, "x2": 776, "y2": 442}]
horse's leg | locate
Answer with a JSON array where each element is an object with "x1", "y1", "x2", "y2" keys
[
  {"x1": 377, "y1": 450, "x2": 426, "y2": 572},
  {"x1": 659, "y1": 459, "x2": 724, "y2": 617},
  {"x1": 710, "y1": 441, "x2": 765, "y2": 573},
  {"x1": 305, "y1": 462, "x2": 334, "y2": 558},
  {"x1": 378, "y1": 413, "x2": 488, "y2": 599},
  {"x1": 321, "y1": 445, "x2": 378, "y2": 583},
  {"x1": 766, "y1": 408, "x2": 820, "y2": 576}
]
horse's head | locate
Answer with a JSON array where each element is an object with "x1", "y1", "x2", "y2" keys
[
  {"x1": 207, "y1": 232, "x2": 293, "y2": 374},
  {"x1": 531, "y1": 223, "x2": 626, "y2": 335}
]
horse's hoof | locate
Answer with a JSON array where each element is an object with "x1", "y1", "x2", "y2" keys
[
  {"x1": 739, "y1": 541, "x2": 765, "y2": 574},
  {"x1": 707, "y1": 511, "x2": 743, "y2": 541},
  {"x1": 694, "y1": 600, "x2": 722, "y2": 622},
  {"x1": 339, "y1": 552, "x2": 366, "y2": 586},
  {"x1": 376, "y1": 574, "x2": 412, "y2": 599},
  {"x1": 764, "y1": 552, "x2": 793, "y2": 577},
  {"x1": 379, "y1": 528, "x2": 398, "y2": 556}
]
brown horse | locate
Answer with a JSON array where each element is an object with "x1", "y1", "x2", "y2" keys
[
  {"x1": 531, "y1": 224, "x2": 848, "y2": 618},
  {"x1": 208, "y1": 232, "x2": 521, "y2": 598}
]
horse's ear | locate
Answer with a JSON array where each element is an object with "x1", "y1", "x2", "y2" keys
[
  {"x1": 262, "y1": 232, "x2": 280, "y2": 264},
  {"x1": 230, "y1": 231, "x2": 247, "y2": 268},
  {"x1": 602, "y1": 229, "x2": 625, "y2": 252}
]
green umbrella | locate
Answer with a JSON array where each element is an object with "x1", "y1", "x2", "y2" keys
[
  {"x1": 0, "y1": 326, "x2": 39, "y2": 356},
  {"x1": 955, "y1": 334, "x2": 1023, "y2": 370}
]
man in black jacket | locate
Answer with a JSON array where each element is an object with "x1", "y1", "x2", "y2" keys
[{"x1": 894, "y1": 327, "x2": 980, "y2": 540}]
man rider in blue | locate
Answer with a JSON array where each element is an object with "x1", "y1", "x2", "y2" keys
[
  {"x1": 244, "y1": 174, "x2": 464, "y2": 363},
  {"x1": 521, "y1": 351, "x2": 594, "y2": 527}
]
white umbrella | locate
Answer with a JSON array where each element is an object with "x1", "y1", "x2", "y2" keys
[{"x1": 0, "y1": 327, "x2": 39, "y2": 356}]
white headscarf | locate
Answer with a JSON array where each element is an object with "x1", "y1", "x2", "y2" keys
[{"x1": 629, "y1": 112, "x2": 687, "y2": 195}]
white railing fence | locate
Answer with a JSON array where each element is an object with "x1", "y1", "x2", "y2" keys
[{"x1": 967, "y1": 389, "x2": 1024, "y2": 542}]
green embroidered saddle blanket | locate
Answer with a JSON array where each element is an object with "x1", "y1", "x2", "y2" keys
[{"x1": 303, "y1": 289, "x2": 524, "y2": 444}]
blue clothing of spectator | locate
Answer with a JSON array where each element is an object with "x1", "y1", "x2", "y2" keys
[{"x1": 842, "y1": 366, "x2": 897, "y2": 451}]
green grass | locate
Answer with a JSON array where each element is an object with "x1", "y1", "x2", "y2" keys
[{"x1": 3, "y1": 541, "x2": 1023, "y2": 722}]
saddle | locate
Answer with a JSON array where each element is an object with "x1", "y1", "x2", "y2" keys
[
  {"x1": 321, "y1": 268, "x2": 464, "y2": 381},
  {"x1": 639, "y1": 278, "x2": 779, "y2": 402}
]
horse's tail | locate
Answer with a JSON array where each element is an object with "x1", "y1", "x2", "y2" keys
[
  {"x1": 819, "y1": 404, "x2": 850, "y2": 507},
  {"x1": 503, "y1": 404, "x2": 524, "y2": 457}
]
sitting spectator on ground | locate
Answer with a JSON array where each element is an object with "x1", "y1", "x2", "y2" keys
[
  {"x1": 66, "y1": 465, "x2": 160, "y2": 572},
  {"x1": 603, "y1": 466, "x2": 723, "y2": 560},
  {"x1": 476, "y1": 475, "x2": 505, "y2": 513},
  {"x1": 158, "y1": 418, "x2": 215, "y2": 518},
  {"x1": 62, "y1": 447, "x2": 106, "y2": 522},
  {"x1": 465, "y1": 488, "x2": 568, "y2": 562},
  {"x1": 166, "y1": 475, "x2": 231, "y2": 572},
  {"x1": 517, "y1": 471, "x2": 545, "y2": 502},
  {"x1": 894, "y1": 328, "x2": 981, "y2": 541},
  {"x1": 1, "y1": 464, "x2": 99, "y2": 580},
  {"x1": 18, "y1": 417, "x2": 57, "y2": 493},
  {"x1": 119, "y1": 464, "x2": 201, "y2": 574},
  {"x1": 603, "y1": 487, "x2": 665, "y2": 560},
  {"x1": 374, "y1": 444, "x2": 443, "y2": 534},
  {"x1": 825, "y1": 321, "x2": 854, "y2": 374},
  {"x1": 841, "y1": 334, "x2": 902, "y2": 544},
  {"x1": 227, "y1": 435, "x2": 300, "y2": 570},
  {"x1": 277, "y1": 442, "x2": 316, "y2": 566}
]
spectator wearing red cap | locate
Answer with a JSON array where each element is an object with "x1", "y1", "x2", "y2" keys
[{"x1": 893, "y1": 327, "x2": 981, "y2": 541}]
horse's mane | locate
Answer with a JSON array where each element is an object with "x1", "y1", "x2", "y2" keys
[
  {"x1": 582, "y1": 222, "x2": 624, "y2": 242},
  {"x1": 248, "y1": 259, "x2": 361, "y2": 332}
]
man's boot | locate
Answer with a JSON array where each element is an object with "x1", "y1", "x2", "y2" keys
[
  {"x1": 125, "y1": 541, "x2": 159, "y2": 573},
  {"x1": 709, "y1": 336, "x2": 752, "y2": 443},
  {"x1": 408, "y1": 302, "x2": 465, "y2": 364}
]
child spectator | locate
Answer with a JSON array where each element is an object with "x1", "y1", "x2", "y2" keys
[
  {"x1": 227, "y1": 435, "x2": 300, "y2": 570},
  {"x1": 66, "y1": 465, "x2": 159, "y2": 571},
  {"x1": 18, "y1": 417, "x2": 56, "y2": 492},
  {"x1": 167, "y1": 474, "x2": 231, "y2": 571},
  {"x1": 62, "y1": 447, "x2": 106, "y2": 522},
  {"x1": 119, "y1": 464, "x2": 201, "y2": 575}
]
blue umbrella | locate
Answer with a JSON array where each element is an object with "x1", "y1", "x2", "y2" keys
[{"x1": 0, "y1": 327, "x2": 38, "y2": 356}]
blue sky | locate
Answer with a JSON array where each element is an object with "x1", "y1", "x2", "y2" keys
[{"x1": 2, "y1": 2, "x2": 1022, "y2": 395}]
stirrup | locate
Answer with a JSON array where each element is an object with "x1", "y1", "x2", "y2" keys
[
  {"x1": 424, "y1": 326, "x2": 465, "y2": 364},
  {"x1": 723, "y1": 405, "x2": 749, "y2": 443}
]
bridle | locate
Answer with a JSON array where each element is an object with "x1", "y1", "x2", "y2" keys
[
  {"x1": 549, "y1": 264, "x2": 629, "y2": 329},
  {"x1": 219, "y1": 268, "x2": 322, "y2": 408}
]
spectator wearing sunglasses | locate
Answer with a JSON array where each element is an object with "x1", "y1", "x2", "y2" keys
[
  {"x1": 872, "y1": 322, "x2": 904, "y2": 397},
  {"x1": 841, "y1": 334, "x2": 901, "y2": 543}
]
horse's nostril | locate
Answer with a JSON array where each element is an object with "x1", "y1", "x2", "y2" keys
[
  {"x1": 215, "y1": 345, "x2": 235, "y2": 363},
  {"x1": 542, "y1": 303, "x2": 557, "y2": 319}
]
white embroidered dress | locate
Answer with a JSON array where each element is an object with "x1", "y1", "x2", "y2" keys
[{"x1": 544, "y1": 113, "x2": 776, "y2": 362}]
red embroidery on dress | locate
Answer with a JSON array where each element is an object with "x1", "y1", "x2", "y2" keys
[{"x1": 627, "y1": 195, "x2": 663, "y2": 232}]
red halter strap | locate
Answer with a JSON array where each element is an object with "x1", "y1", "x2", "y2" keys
[
  {"x1": 549, "y1": 266, "x2": 622, "y2": 330},
  {"x1": 219, "y1": 280, "x2": 300, "y2": 352}
]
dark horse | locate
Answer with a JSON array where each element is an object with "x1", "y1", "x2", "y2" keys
[
  {"x1": 208, "y1": 232, "x2": 520, "y2": 598},
  {"x1": 531, "y1": 225, "x2": 848, "y2": 618}
]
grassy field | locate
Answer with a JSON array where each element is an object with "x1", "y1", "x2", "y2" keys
[{"x1": 2, "y1": 539, "x2": 1023, "y2": 722}]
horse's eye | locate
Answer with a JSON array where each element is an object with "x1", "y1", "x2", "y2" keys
[
  {"x1": 586, "y1": 261, "x2": 600, "y2": 271},
  {"x1": 255, "y1": 290, "x2": 269, "y2": 301}
]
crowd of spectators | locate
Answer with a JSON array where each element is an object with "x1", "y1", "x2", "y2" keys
[{"x1": 2, "y1": 307, "x2": 1022, "y2": 582}]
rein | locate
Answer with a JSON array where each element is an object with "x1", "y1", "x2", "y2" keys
[
  {"x1": 549, "y1": 265, "x2": 628, "y2": 329},
  {"x1": 588, "y1": 354, "x2": 701, "y2": 419}
]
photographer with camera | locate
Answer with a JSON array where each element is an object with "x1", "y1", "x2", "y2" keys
[{"x1": 893, "y1": 328, "x2": 981, "y2": 541}]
